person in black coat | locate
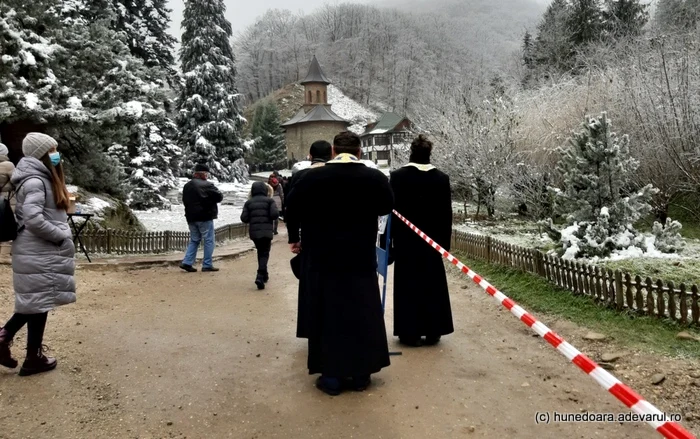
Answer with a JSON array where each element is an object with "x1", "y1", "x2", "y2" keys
[
  {"x1": 285, "y1": 132, "x2": 394, "y2": 396},
  {"x1": 285, "y1": 140, "x2": 332, "y2": 339},
  {"x1": 240, "y1": 182, "x2": 279, "y2": 289},
  {"x1": 180, "y1": 164, "x2": 224, "y2": 273},
  {"x1": 387, "y1": 135, "x2": 454, "y2": 347}
]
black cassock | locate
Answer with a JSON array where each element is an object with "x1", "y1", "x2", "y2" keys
[
  {"x1": 286, "y1": 158, "x2": 393, "y2": 377},
  {"x1": 285, "y1": 162, "x2": 326, "y2": 339},
  {"x1": 389, "y1": 165, "x2": 454, "y2": 339}
]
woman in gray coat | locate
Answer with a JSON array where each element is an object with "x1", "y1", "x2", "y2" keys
[{"x1": 0, "y1": 133, "x2": 76, "y2": 376}]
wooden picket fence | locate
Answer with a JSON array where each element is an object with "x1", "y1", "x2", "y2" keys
[
  {"x1": 77, "y1": 222, "x2": 249, "y2": 255},
  {"x1": 451, "y1": 230, "x2": 700, "y2": 326}
]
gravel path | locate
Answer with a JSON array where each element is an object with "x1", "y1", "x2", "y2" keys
[{"x1": 0, "y1": 233, "x2": 693, "y2": 438}]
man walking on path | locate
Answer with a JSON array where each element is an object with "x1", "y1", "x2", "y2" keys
[
  {"x1": 180, "y1": 164, "x2": 223, "y2": 273},
  {"x1": 284, "y1": 140, "x2": 332, "y2": 339},
  {"x1": 285, "y1": 132, "x2": 394, "y2": 396},
  {"x1": 384, "y1": 135, "x2": 454, "y2": 346}
]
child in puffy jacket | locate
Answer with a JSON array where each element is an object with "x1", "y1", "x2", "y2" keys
[{"x1": 240, "y1": 182, "x2": 279, "y2": 290}]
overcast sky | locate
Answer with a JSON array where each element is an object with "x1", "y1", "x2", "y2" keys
[{"x1": 167, "y1": 0, "x2": 372, "y2": 39}]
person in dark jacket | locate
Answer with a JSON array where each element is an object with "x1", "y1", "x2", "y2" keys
[
  {"x1": 180, "y1": 164, "x2": 224, "y2": 273},
  {"x1": 386, "y1": 135, "x2": 454, "y2": 347},
  {"x1": 240, "y1": 182, "x2": 279, "y2": 289},
  {"x1": 284, "y1": 140, "x2": 332, "y2": 339},
  {"x1": 285, "y1": 132, "x2": 394, "y2": 396}
]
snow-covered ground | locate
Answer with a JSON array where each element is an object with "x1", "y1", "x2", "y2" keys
[
  {"x1": 133, "y1": 179, "x2": 253, "y2": 232},
  {"x1": 328, "y1": 85, "x2": 378, "y2": 134},
  {"x1": 454, "y1": 219, "x2": 554, "y2": 249},
  {"x1": 133, "y1": 204, "x2": 246, "y2": 233}
]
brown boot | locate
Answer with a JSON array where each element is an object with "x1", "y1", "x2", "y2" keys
[
  {"x1": 19, "y1": 347, "x2": 57, "y2": 376},
  {"x1": 0, "y1": 328, "x2": 18, "y2": 369}
]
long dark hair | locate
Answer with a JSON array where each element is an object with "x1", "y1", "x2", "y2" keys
[{"x1": 40, "y1": 154, "x2": 71, "y2": 210}]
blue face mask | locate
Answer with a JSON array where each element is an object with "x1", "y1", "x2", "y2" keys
[{"x1": 49, "y1": 152, "x2": 61, "y2": 166}]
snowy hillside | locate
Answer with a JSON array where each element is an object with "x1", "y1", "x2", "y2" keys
[{"x1": 327, "y1": 85, "x2": 378, "y2": 134}]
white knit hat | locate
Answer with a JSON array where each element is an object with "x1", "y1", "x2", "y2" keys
[
  {"x1": 22, "y1": 132, "x2": 57, "y2": 159},
  {"x1": 0, "y1": 143, "x2": 8, "y2": 156}
]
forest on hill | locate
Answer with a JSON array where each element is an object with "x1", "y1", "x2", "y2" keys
[{"x1": 233, "y1": 0, "x2": 546, "y2": 113}]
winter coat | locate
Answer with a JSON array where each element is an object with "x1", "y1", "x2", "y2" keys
[
  {"x1": 271, "y1": 183, "x2": 284, "y2": 213},
  {"x1": 0, "y1": 155, "x2": 14, "y2": 195},
  {"x1": 182, "y1": 177, "x2": 223, "y2": 224},
  {"x1": 11, "y1": 157, "x2": 76, "y2": 314},
  {"x1": 240, "y1": 182, "x2": 279, "y2": 240}
]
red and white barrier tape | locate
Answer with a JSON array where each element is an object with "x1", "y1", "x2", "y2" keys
[{"x1": 392, "y1": 210, "x2": 695, "y2": 439}]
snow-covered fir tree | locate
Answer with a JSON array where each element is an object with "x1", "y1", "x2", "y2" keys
[
  {"x1": 546, "y1": 112, "x2": 660, "y2": 258},
  {"x1": 108, "y1": 0, "x2": 184, "y2": 208},
  {"x1": 250, "y1": 102, "x2": 286, "y2": 171},
  {"x1": 0, "y1": 0, "x2": 183, "y2": 207},
  {"x1": 112, "y1": 0, "x2": 177, "y2": 81},
  {"x1": 127, "y1": 121, "x2": 182, "y2": 209},
  {"x1": 0, "y1": 1, "x2": 64, "y2": 122},
  {"x1": 177, "y1": 0, "x2": 246, "y2": 182}
]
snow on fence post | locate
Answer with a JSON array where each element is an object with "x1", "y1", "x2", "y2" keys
[
  {"x1": 164, "y1": 230, "x2": 171, "y2": 252},
  {"x1": 614, "y1": 269, "x2": 624, "y2": 310}
]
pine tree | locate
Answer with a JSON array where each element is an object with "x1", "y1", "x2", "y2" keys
[
  {"x1": 568, "y1": 0, "x2": 603, "y2": 47},
  {"x1": 0, "y1": 1, "x2": 64, "y2": 122},
  {"x1": 522, "y1": 31, "x2": 535, "y2": 70},
  {"x1": 603, "y1": 0, "x2": 649, "y2": 38},
  {"x1": 112, "y1": 0, "x2": 177, "y2": 78},
  {"x1": 532, "y1": 0, "x2": 574, "y2": 72},
  {"x1": 177, "y1": 0, "x2": 245, "y2": 182},
  {"x1": 251, "y1": 102, "x2": 286, "y2": 171},
  {"x1": 127, "y1": 121, "x2": 182, "y2": 210},
  {"x1": 548, "y1": 112, "x2": 658, "y2": 258}
]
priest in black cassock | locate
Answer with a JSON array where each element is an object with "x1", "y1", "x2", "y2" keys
[
  {"x1": 285, "y1": 131, "x2": 393, "y2": 396},
  {"x1": 387, "y1": 135, "x2": 454, "y2": 347},
  {"x1": 285, "y1": 140, "x2": 332, "y2": 339}
]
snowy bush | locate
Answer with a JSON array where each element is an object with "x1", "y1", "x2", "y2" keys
[{"x1": 652, "y1": 218, "x2": 686, "y2": 254}]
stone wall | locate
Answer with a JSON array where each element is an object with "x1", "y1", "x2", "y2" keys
[
  {"x1": 285, "y1": 121, "x2": 348, "y2": 161},
  {"x1": 302, "y1": 83, "x2": 328, "y2": 111}
]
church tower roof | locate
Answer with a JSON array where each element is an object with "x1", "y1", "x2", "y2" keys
[{"x1": 301, "y1": 55, "x2": 331, "y2": 85}]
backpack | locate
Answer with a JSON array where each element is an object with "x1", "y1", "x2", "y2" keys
[{"x1": 0, "y1": 178, "x2": 47, "y2": 242}]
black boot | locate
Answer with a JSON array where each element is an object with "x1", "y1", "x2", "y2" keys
[
  {"x1": 255, "y1": 274, "x2": 265, "y2": 290},
  {"x1": 424, "y1": 335, "x2": 442, "y2": 346},
  {"x1": 347, "y1": 375, "x2": 371, "y2": 391},
  {"x1": 398, "y1": 336, "x2": 422, "y2": 347},
  {"x1": 0, "y1": 327, "x2": 18, "y2": 369},
  {"x1": 19, "y1": 347, "x2": 57, "y2": 376},
  {"x1": 262, "y1": 272, "x2": 269, "y2": 283}
]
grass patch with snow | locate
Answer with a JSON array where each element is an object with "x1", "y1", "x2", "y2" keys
[{"x1": 453, "y1": 256, "x2": 700, "y2": 359}]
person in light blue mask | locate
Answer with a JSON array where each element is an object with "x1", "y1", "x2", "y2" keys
[{"x1": 0, "y1": 132, "x2": 76, "y2": 376}]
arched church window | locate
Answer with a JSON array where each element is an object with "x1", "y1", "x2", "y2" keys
[
  {"x1": 323, "y1": 91, "x2": 327, "y2": 103},
  {"x1": 308, "y1": 91, "x2": 312, "y2": 103},
  {"x1": 316, "y1": 90, "x2": 321, "y2": 103}
]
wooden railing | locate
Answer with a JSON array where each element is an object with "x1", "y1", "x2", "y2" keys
[
  {"x1": 451, "y1": 230, "x2": 700, "y2": 326},
  {"x1": 78, "y1": 223, "x2": 249, "y2": 255}
]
